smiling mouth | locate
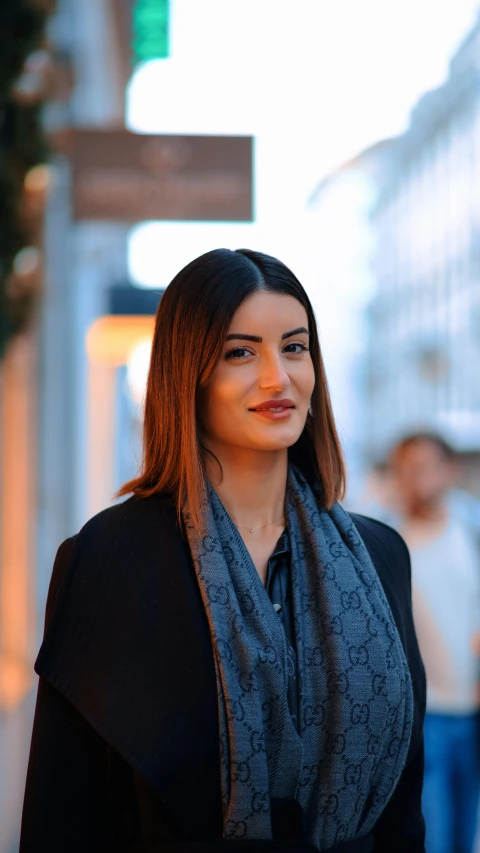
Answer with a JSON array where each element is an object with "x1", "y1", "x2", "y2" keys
[{"x1": 251, "y1": 406, "x2": 294, "y2": 412}]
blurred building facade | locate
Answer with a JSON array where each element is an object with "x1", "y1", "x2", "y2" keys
[
  {"x1": 307, "y1": 142, "x2": 393, "y2": 504},
  {"x1": 366, "y1": 13, "x2": 480, "y2": 466}
]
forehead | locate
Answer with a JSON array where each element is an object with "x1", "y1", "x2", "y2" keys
[{"x1": 228, "y1": 292, "x2": 308, "y2": 333}]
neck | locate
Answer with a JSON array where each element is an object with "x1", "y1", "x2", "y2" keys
[{"x1": 204, "y1": 443, "x2": 288, "y2": 529}]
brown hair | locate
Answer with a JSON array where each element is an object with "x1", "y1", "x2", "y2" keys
[
  {"x1": 118, "y1": 248, "x2": 346, "y2": 530},
  {"x1": 390, "y1": 431, "x2": 457, "y2": 465}
]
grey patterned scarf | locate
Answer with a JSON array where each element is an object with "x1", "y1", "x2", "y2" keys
[{"x1": 182, "y1": 465, "x2": 413, "y2": 850}]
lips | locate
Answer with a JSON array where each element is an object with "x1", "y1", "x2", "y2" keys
[{"x1": 249, "y1": 399, "x2": 295, "y2": 411}]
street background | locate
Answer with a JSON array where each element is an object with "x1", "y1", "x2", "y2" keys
[{"x1": 1, "y1": 1, "x2": 480, "y2": 850}]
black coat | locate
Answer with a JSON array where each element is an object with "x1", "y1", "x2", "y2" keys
[{"x1": 20, "y1": 494, "x2": 426, "y2": 853}]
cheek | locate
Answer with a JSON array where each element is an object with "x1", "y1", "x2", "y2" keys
[
  {"x1": 299, "y1": 363, "x2": 315, "y2": 400},
  {"x1": 199, "y1": 377, "x2": 242, "y2": 432},
  {"x1": 205, "y1": 378, "x2": 235, "y2": 410},
  {"x1": 206, "y1": 364, "x2": 253, "y2": 407}
]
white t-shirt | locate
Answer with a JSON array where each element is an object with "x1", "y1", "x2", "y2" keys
[{"x1": 403, "y1": 516, "x2": 480, "y2": 714}]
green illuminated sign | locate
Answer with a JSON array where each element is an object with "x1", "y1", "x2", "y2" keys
[{"x1": 133, "y1": 0, "x2": 169, "y2": 63}]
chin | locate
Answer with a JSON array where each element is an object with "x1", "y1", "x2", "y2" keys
[{"x1": 254, "y1": 430, "x2": 303, "y2": 452}]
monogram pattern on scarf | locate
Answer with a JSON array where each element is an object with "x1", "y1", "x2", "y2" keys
[{"x1": 183, "y1": 466, "x2": 413, "y2": 850}]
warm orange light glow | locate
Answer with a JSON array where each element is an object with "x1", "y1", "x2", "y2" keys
[
  {"x1": 24, "y1": 163, "x2": 53, "y2": 194},
  {"x1": 0, "y1": 653, "x2": 32, "y2": 711},
  {"x1": 86, "y1": 315, "x2": 155, "y2": 366},
  {"x1": 87, "y1": 362, "x2": 117, "y2": 518},
  {"x1": 0, "y1": 335, "x2": 37, "y2": 709},
  {"x1": 85, "y1": 315, "x2": 155, "y2": 518}
]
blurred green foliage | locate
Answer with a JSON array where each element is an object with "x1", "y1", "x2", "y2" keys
[{"x1": 0, "y1": 0, "x2": 54, "y2": 358}]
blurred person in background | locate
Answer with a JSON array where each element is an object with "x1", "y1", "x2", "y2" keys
[
  {"x1": 390, "y1": 432, "x2": 480, "y2": 853},
  {"x1": 21, "y1": 249, "x2": 425, "y2": 853}
]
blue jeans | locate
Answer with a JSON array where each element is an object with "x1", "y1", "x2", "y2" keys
[{"x1": 423, "y1": 712, "x2": 480, "y2": 853}]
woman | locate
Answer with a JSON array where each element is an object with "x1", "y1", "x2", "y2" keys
[{"x1": 21, "y1": 249, "x2": 425, "y2": 853}]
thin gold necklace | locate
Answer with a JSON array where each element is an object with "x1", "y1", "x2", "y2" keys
[{"x1": 234, "y1": 515, "x2": 285, "y2": 534}]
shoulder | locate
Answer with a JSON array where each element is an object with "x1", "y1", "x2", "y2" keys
[
  {"x1": 76, "y1": 491, "x2": 175, "y2": 547},
  {"x1": 43, "y1": 492, "x2": 180, "y2": 632},
  {"x1": 348, "y1": 511, "x2": 412, "y2": 594},
  {"x1": 61, "y1": 492, "x2": 181, "y2": 573},
  {"x1": 48, "y1": 490, "x2": 172, "y2": 566},
  {"x1": 349, "y1": 511, "x2": 410, "y2": 561}
]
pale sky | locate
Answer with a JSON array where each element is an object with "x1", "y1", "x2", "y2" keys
[{"x1": 126, "y1": 0, "x2": 480, "y2": 286}]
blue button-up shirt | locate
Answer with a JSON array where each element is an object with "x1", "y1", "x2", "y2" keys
[{"x1": 265, "y1": 528, "x2": 294, "y2": 647}]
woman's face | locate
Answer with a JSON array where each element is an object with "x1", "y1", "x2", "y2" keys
[{"x1": 200, "y1": 291, "x2": 315, "y2": 456}]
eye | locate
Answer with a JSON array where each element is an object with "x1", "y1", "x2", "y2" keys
[
  {"x1": 283, "y1": 342, "x2": 309, "y2": 354},
  {"x1": 225, "y1": 347, "x2": 253, "y2": 360}
]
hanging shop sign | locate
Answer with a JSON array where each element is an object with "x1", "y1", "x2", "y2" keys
[{"x1": 69, "y1": 129, "x2": 253, "y2": 222}]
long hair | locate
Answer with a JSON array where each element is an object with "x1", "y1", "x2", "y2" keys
[
  {"x1": 118, "y1": 248, "x2": 346, "y2": 530},
  {"x1": 390, "y1": 431, "x2": 456, "y2": 463}
]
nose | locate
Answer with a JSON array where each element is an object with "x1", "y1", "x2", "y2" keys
[{"x1": 257, "y1": 352, "x2": 290, "y2": 392}]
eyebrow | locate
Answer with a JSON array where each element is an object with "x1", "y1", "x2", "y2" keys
[{"x1": 225, "y1": 326, "x2": 309, "y2": 343}]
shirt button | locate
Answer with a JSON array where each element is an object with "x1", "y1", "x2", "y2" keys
[{"x1": 273, "y1": 603, "x2": 282, "y2": 613}]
